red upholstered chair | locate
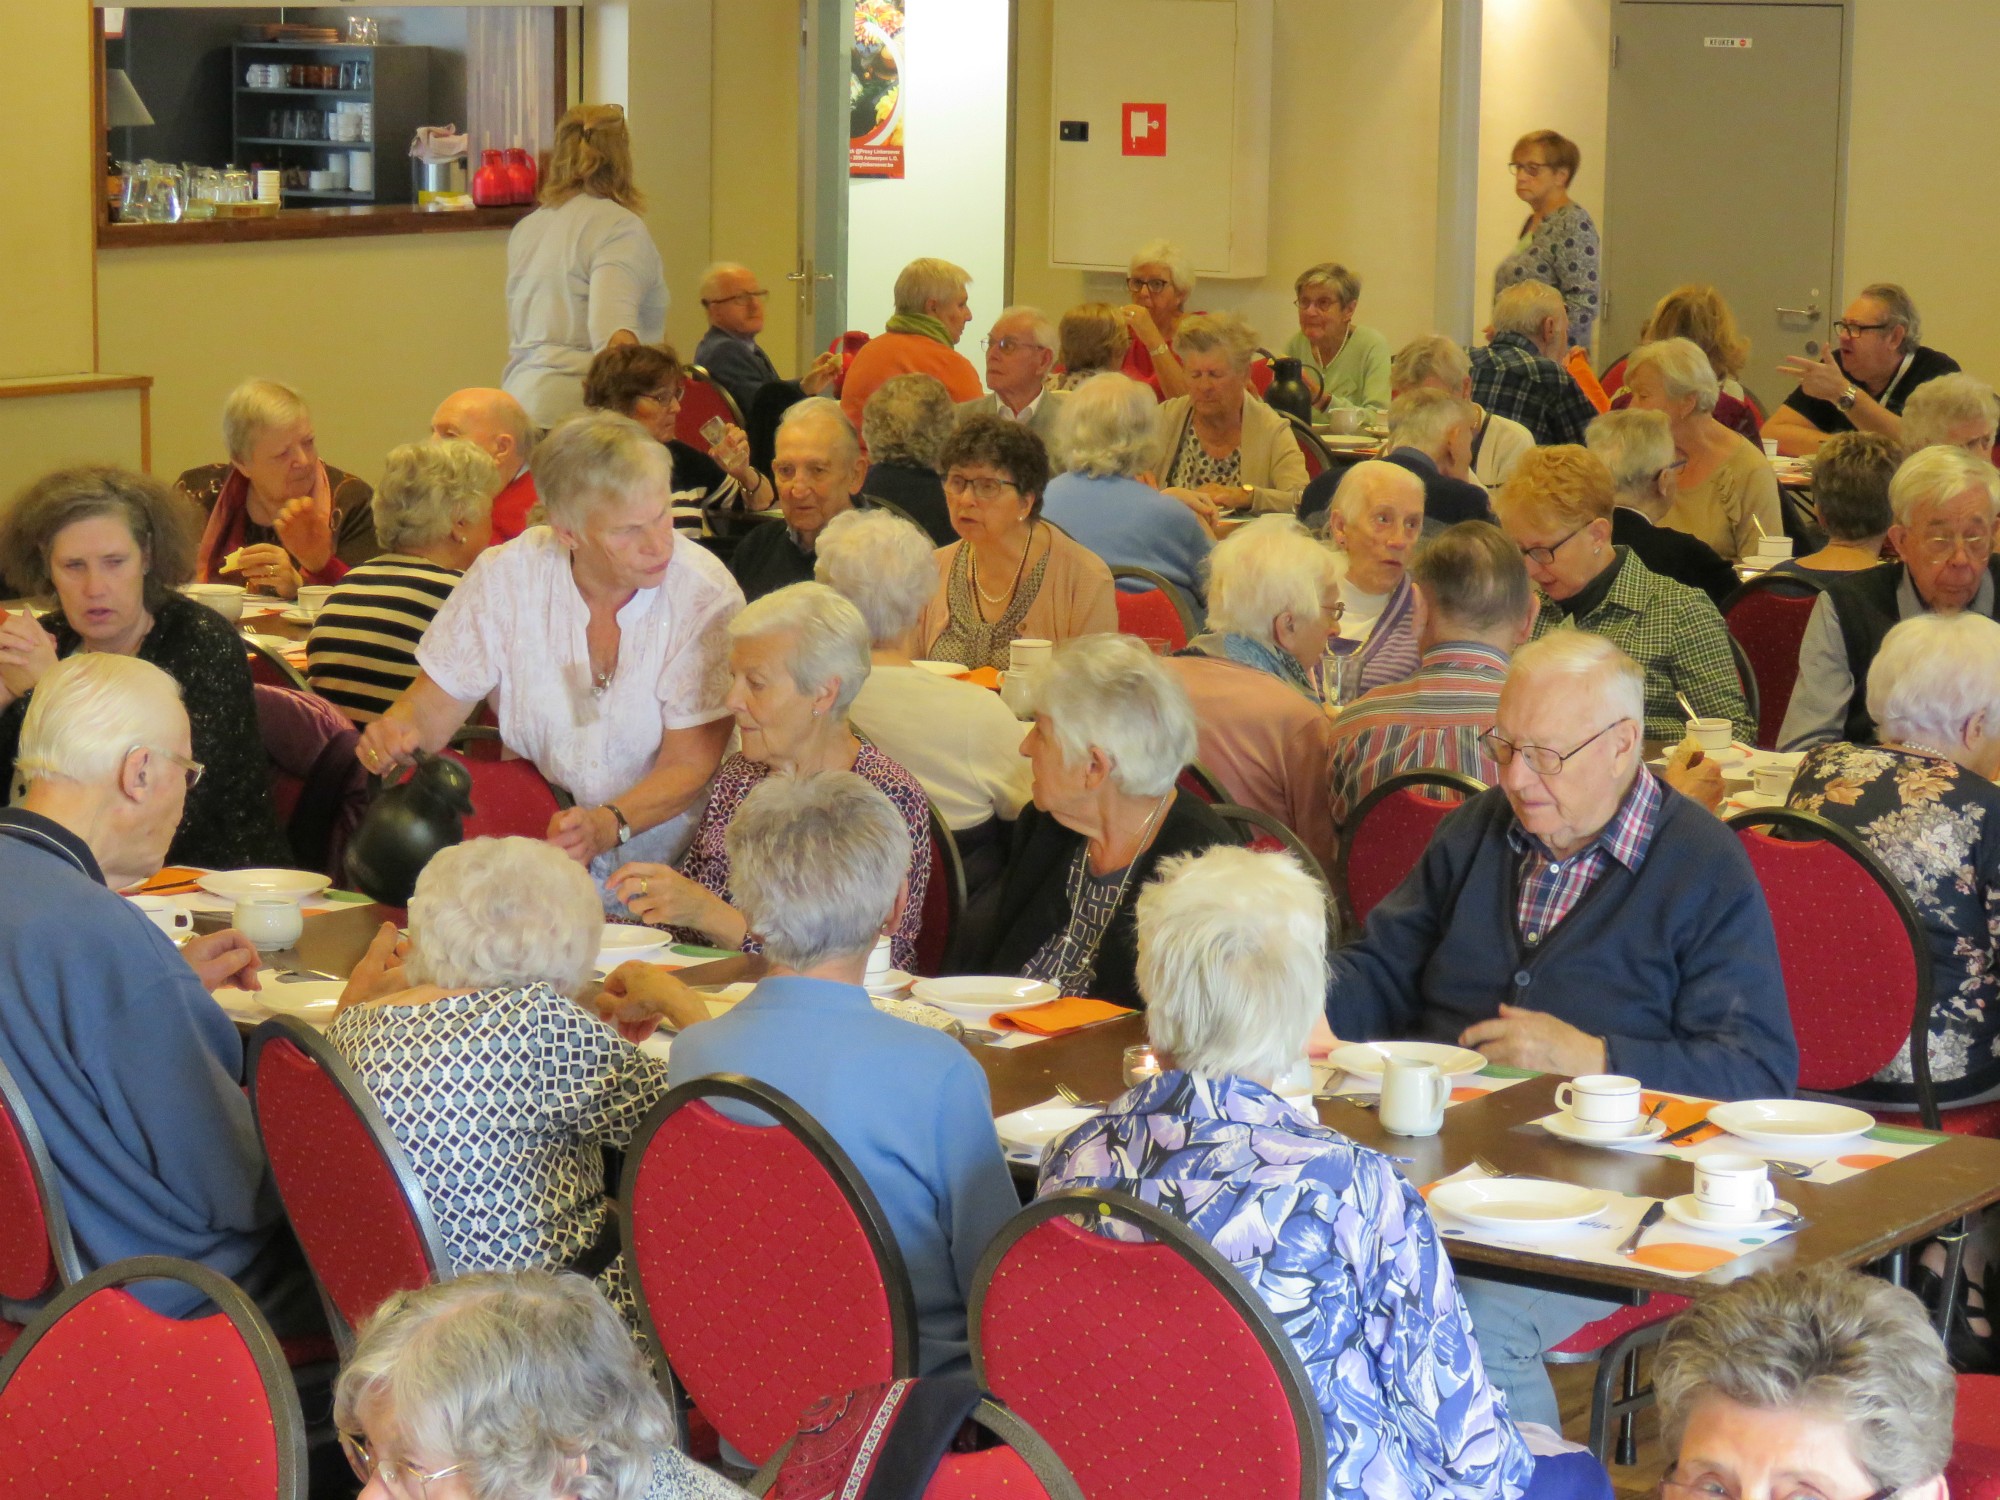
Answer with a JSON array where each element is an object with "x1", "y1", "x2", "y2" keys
[
  {"x1": 1285, "y1": 412, "x2": 1335, "y2": 482},
  {"x1": 439, "y1": 742, "x2": 574, "y2": 841},
  {"x1": 1176, "y1": 761, "x2": 1229, "y2": 804},
  {"x1": 1952, "y1": 1374, "x2": 2000, "y2": 1500},
  {"x1": 916, "y1": 799, "x2": 966, "y2": 979},
  {"x1": 1109, "y1": 567, "x2": 1197, "y2": 651},
  {"x1": 678, "y1": 367, "x2": 746, "y2": 452},
  {"x1": 971, "y1": 1189, "x2": 1326, "y2": 1500},
  {"x1": 0, "y1": 1059, "x2": 83, "y2": 1356},
  {"x1": 1209, "y1": 801, "x2": 1337, "y2": 931},
  {"x1": 621, "y1": 1075, "x2": 918, "y2": 1466},
  {"x1": 0, "y1": 1255, "x2": 307, "y2": 1498},
  {"x1": 1722, "y1": 573, "x2": 1824, "y2": 749},
  {"x1": 1543, "y1": 1294, "x2": 1691, "y2": 1463},
  {"x1": 245, "y1": 636, "x2": 312, "y2": 693},
  {"x1": 246, "y1": 1017, "x2": 451, "y2": 1351},
  {"x1": 747, "y1": 1395, "x2": 1083, "y2": 1499},
  {"x1": 1335, "y1": 768, "x2": 1487, "y2": 933}
]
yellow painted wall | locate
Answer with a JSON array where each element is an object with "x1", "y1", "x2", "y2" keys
[
  {"x1": 0, "y1": 389, "x2": 147, "y2": 493},
  {"x1": 710, "y1": 1, "x2": 801, "y2": 368}
]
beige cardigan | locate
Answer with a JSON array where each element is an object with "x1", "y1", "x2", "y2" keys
[
  {"x1": 919, "y1": 523, "x2": 1119, "y2": 663},
  {"x1": 1152, "y1": 392, "x2": 1310, "y2": 514}
]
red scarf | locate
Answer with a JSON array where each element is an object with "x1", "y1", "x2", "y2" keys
[{"x1": 196, "y1": 462, "x2": 336, "y2": 584}]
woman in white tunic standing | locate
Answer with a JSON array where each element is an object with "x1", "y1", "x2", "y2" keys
[{"x1": 502, "y1": 104, "x2": 669, "y2": 432}]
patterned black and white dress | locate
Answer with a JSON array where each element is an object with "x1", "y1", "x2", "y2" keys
[{"x1": 325, "y1": 982, "x2": 672, "y2": 1321}]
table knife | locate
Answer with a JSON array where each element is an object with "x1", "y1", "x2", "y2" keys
[
  {"x1": 1615, "y1": 1201, "x2": 1666, "y2": 1256},
  {"x1": 1659, "y1": 1116, "x2": 1712, "y2": 1145}
]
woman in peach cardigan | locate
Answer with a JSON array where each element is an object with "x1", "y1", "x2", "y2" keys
[{"x1": 919, "y1": 415, "x2": 1117, "y2": 670}]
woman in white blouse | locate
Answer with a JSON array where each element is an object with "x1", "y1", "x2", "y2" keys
[
  {"x1": 356, "y1": 412, "x2": 743, "y2": 894},
  {"x1": 501, "y1": 104, "x2": 668, "y2": 431}
]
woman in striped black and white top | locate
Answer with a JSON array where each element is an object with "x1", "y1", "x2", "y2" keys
[{"x1": 306, "y1": 440, "x2": 499, "y2": 723}]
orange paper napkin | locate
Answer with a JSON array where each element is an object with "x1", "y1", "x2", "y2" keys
[
  {"x1": 125, "y1": 866, "x2": 206, "y2": 896},
  {"x1": 991, "y1": 996, "x2": 1129, "y2": 1036},
  {"x1": 1641, "y1": 1090, "x2": 1725, "y2": 1146},
  {"x1": 964, "y1": 665, "x2": 1003, "y2": 692}
]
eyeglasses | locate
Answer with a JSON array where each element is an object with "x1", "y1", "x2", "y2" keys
[
  {"x1": 982, "y1": 336, "x2": 1043, "y2": 354},
  {"x1": 702, "y1": 289, "x2": 768, "y2": 307},
  {"x1": 339, "y1": 1432, "x2": 466, "y2": 1499},
  {"x1": 1516, "y1": 523, "x2": 1589, "y2": 567},
  {"x1": 1507, "y1": 160, "x2": 1553, "y2": 176},
  {"x1": 1659, "y1": 1472, "x2": 1897, "y2": 1500},
  {"x1": 1913, "y1": 529, "x2": 1994, "y2": 560},
  {"x1": 1295, "y1": 297, "x2": 1345, "y2": 313},
  {"x1": 130, "y1": 746, "x2": 203, "y2": 790},
  {"x1": 1833, "y1": 319, "x2": 1893, "y2": 337},
  {"x1": 637, "y1": 386, "x2": 683, "y2": 408},
  {"x1": 1125, "y1": 276, "x2": 1173, "y2": 296},
  {"x1": 943, "y1": 474, "x2": 1021, "y2": 503},
  {"x1": 1480, "y1": 720, "x2": 1626, "y2": 776}
]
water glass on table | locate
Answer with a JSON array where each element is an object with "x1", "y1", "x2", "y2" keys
[{"x1": 1317, "y1": 647, "x2": 1364, "y2": 711}]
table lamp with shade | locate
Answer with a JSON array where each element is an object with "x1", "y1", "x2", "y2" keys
[{"x1": 104, "y1": 66, "x2": 153, "y2": 213}]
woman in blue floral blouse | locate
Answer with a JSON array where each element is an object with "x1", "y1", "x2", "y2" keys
[{"x1": 1039, "y1": 845, "x2": 1610, "y2": 1500}]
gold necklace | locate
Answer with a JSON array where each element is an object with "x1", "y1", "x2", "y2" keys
[{"x1": 970, "y1": 525, "x2": 1035, "y2": 610}]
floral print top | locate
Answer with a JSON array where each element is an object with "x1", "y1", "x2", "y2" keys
[
  {"x1": 1492, "y1": 201, "x2": 1600, "y2": 352},
  {"x1": 1789, "y1": 743, "x2": 2000, "y2": 1104},
  {"x1": 1041, "y1": 1071, "x2": 1533, "y2": 1500}
]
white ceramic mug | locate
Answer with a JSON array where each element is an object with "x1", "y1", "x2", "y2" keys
[
  {"x1": 125, "y1": 893, "x2": 193, "y2": 939},
  {"x1": 1007, "y1": 637, "x2": 1052, "y2": 674},
  {"x1": 1555, "y1": 1074, "x2": 1642, "y2": 1137},
  {"x1": 1693, "y1": 1153, "x2": 1777, "y2": 1223},
  {"x1": 864, "y1": 934, "x2": 895, "y2": 984},
  {"x1": 234, "y1": 897, "x2": 303, "y2": 952},
  {"x1": 1686, "y1": 717, "x2": 1733, "y2": 754},
  {"x1": 1755, "y1": 535, "x2": 1794, "y2": 559},
  {"x1": 1379, "y1": 1057, "x2": 1449, "y2": 1137},
  {"x1": 1753, "y1": 764, "x2": 1794, "y2": 798},
  {"x1": 295, "y1": 585, "x2": 336, "y2": 616}
]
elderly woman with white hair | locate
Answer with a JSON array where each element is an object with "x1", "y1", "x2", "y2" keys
[
  {"x1": 1043, "y1": 846, "x2": 1607, "y2": 1500},
  {"x1": 1326, "y1": 460, "x2": 1427, "y2": 692},
  {"x1": 1285, "y1": 262, "x2": 1392, "y2": 412},
  {"x1": 1169, "y1": 516, "x2": 1340, "y2": 868},
  {"x1": 175, "y1": 377, "x2": 377, "y2": 597},
  {"x1": 1392, "y1": 334, "x2": 1537, "y2": 491},
  {"x1": 608, "y1": 582, "x2": 932, "y2": 971},
  {"x1": 860, "y1": 372, "x2": 957, "y2": 544},
  {"x1": 840, "y1": 256, "x2": 984, "y2": 431},
  {"x1": 306, "y1": 439, "x2": 500, "y2": 724},
  {"x1": 1042, "y1": 372, "x2": 1213, "y2": 603},
  {"x1": 1902, "y1": 371, "x2": 2000, "y2": 461},
  {"x1": 1653, "y1": 1267, "x2": 1955, "y2": 1500},
  {"x1": 1623, "y1": 336, "x2": 1781, "y2": 562},
  {"x1": 956, "y1": 634, "x2": 1232, "y2": 1007},
  {"x1": 1117, "y1": 239, "x2": 1195, "y2": 399},
  {"x1": 814, "y1": 508, "x2": 1030, "y2": 874},
  {"x1": 335, "y1": 1270, "x2": 747, "y2": 1500},
  {"x1": 1584, "y1": 409, "x2": 1737, "y2": 607},
  {"x1": 357, "y1": 412, "x2": 743, "y2": 894},
  {"x1": 326, "y1": 837, "x2": 677, "y2": 1325},
  {"x1": 1153, "y1": 312, "x2": 1308, "y2": 521}
]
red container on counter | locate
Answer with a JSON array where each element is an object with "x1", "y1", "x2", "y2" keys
[
  {"x1": 472, "y1": 149, "x2": 511, "y2": 207},
  {"x1": 504, "y1": 147, "x2": 538, "y2": 205}
]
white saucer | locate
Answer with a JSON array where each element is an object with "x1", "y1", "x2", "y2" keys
[
  {"x1": 993, "y1": 1102, "x2": 1097, "y2": 1162},
  {"x1": 1662, "y1": 1193, "x2": 1796, "y2": 1234},
  {"x1": 1329, "y1": 1041, "x2": 1488, "y2": 1080},
  {"x1": 1430, "y1": 1177, "x2": 1611, "y2": 1233},
  {"x1": 598, "y1": 923, "x2": 670, "y2": 967},
  {"x1": 196, "y1": 867, "x2": 331, "y2": 901},
  {"x1": 281, "y1": 607, "x2": 319, "y2": 626},
  {"x1": 865, "y1": 968, "x2": 917, "y2": 999},
  {"x1": 1541, "y1": 1112, "x2": 1669, "y2": 1148},
  {"x1": 910, "y1": 976, "x2": 1058, "y2": 1020},
  {"x1": 909, "y1": 659, "x2": 970, "y2": 678},
  {"x1": 1707, "y1": 1099, "x2": 1874, "y2": 1149}
]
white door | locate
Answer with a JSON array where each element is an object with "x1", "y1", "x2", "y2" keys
[
  {"x1": 794, "y1": 0, "x2": 853, "y2": 367},
  {"x1": 1603, "y1": 1, "x2": 1847, "y2": 412}
]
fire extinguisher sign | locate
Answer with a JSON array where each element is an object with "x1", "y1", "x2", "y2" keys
[{"x1": 1122, "y1": 103, "x2": 1167, "y2": 157}]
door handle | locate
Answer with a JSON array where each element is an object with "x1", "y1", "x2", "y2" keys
[
  {"x1": 1775, "y1": 305, "x2": 1820, "y2": 319},
  {"x1": 785, "y1": 270, "x2": 809, "y2": 282}
]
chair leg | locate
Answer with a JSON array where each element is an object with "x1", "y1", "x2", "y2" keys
[
  {"x1": 1934, "y1": 1218, "x2": 1971, "y2": 1340},
  {"x1": 1585, "y1": 1351, "x2": 1619, "y2": 1462},
  {"x1": 1616, "y1": 1348, "x2": 1641, "y2": 1467}
]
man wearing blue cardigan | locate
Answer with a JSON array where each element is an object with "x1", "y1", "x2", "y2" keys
[{"x1": 1325, "y1": 630, "x2": 1796, "y2": 1429}]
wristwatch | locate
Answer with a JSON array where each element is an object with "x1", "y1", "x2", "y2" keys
[
  {"x1": 605, "y1": 803, "x2": 633, "y2": 845},
  {"x1": 1836, "y1": 384, "x2": 1860, "y2": 413}
]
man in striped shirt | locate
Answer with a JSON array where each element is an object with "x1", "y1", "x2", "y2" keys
[{"x1": 1328, "y1": 522, "x2": 1535, "y2": 828}]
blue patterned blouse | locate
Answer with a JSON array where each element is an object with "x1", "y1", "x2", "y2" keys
[{"x1": 1040, "y1": 1071, "x2": 1533, "y2": 1500}]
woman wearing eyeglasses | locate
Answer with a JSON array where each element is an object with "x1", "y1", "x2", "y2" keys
[
  {"x1": 1285, "y1": 262, "x2": 1392, "y2": 413},
  {"x1": 582, "y1": 343, "x2": 772, "y2": 522},
  {"x1": 1622, "y1": 338, "x2": 1782, "y2": 563},
  {"x1": 1116, "y1": 239, "x2": 1195, "y2": 399},
  {"x1": 0, "y1": 466, "x2": 288, "y2": 871},
  {"x1": 1493, "y1": 130, "x2": 1600, "y2": 355},
  {"x1": 1494, "y1": 446, "x2": 1753, "y2": 743},
  {"x1": 917, "y1": 416, "x2": 1117, "y2": 671}
]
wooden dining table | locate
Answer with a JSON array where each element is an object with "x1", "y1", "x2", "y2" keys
[{"x1": 275, "y1": 902, "x2": 2000, "y2": 1306}]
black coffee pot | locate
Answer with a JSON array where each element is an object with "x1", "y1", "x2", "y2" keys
[
  {"x1": 344, "y1": 753, "x2": 474, "y2": 906},
  {"x1": 1262, "y1": 355, "x2": 1315, "y2": 425}
]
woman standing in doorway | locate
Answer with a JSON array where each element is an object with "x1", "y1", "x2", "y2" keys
[{"x1": 1493, "y1": 130, "x2": 1601, "y2": 355}]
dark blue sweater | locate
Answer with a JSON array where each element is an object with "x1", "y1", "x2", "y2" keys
[{"x1": 1328, "y1": 782, "x2": 1798, "y2": 1100}]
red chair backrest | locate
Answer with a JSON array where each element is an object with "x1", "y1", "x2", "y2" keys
[
  {"x1": 246, "y1": 1020, "x2": 448, "y2": 1343},
  {"x1": 441, "y1": 747, "x2": 566, "y2": 841},
  {"x1": 1339, "y1": 771, "x2": 1483, "y2": 927},
  {"x1": 1723, "y1": 577, "x2": 1822, "y2": 749},
  {"x1": 676, "y1": 370, "x2": 744, "y2": 452},
  {"x1": 1176, "y1": 762, "x2": 1229, "y2": 804},
  {"x1": 1951, "y1": 1373, "x2": 2000, "y2": 1500},
  {"x1": 0, "y1": 1061, "x2": 79, "y2": 1309},
  {"x1": 622, "y1": 1078, "x2": 917, "y2": 1466},
  {"x1": 829, "y1": 331, "x2": 872, "y2": 397},
  {"x1": 1113, "y1": 587, "x2": 1189, "y2": 651},
  {"x1": 1730, "y1": 811, "x2": 1934, "y2": 1113},
  {"x1": 0, "y1": 1256, "x2": 305, "y2": 1499},
  {"x1": 972, "y1": 1192, "x2": 1323, "y2": 1500},
  {"x1": 915, "y1": 806, "x2": 965, "y2": 979}
]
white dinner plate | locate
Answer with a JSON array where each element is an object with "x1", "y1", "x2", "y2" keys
[
  {"x1": 910, "y1": 659, "x2": 971, "y2": 678},
  {"x1": 598, "y1": 923, "x2": 670, "y2": 964},
  {"x1": 910, "y1": 976, "x2": 1058, "y2": 1020},
  {"x1": 1707, "y1": 1100, "x2": 1875, "y2": 1149},
  {"x1": 196, "y1": 868, "x2": 331, "y2": 901},
  {"x1": 866, "y1": 968, "x2": 917, "y2": 999},
  {"x1": 1541, "y1": 1112, "x2": 1670, "y2": 1149},
  {"x1": 243, "y1": 632, "x2": 296, "y2": 653},
  {"x1": 1429, "y1": 1177, "x2": 1612, "y2": 1232},
  {"x1": 1662, "y1": 1193, "x2": 1797, "y2": 1235},
  {"x1": 1328, "y1": 1041, "x2": 1488, "y2": 1080},
  {"x1": 281, "y1": 607, "x2": 319, "y2": 626},
  {"x1": 1323, "y1": 434, "x2": 1378, "y2": 451},
  {"x1": 993, "y1": 1103, "x2": 1097, "y2": 1162}
]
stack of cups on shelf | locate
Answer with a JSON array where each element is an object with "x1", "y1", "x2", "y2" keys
[{"x1": 256, "y1": 169, "x2": 281, "y2": 204}]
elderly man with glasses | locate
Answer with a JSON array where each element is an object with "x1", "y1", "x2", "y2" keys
[
  {"x1": 691, "y1": 261, "x2": 842, "y2": 420},
  {"x1": 1762, "y1": 283, "x2": 1961, "y2": 457},
  {"x1": 1780, "y1": 445, "x2": 2000, "y2": 749},
  {"x1": 1321, "y1": 629, "x2": 1795, "y2": 1428},
  {"x1": 955, "y1": 306, "x2": 1069, "y2": 456}
]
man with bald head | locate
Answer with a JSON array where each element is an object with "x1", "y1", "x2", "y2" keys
[
  {"x1": 693, "y1": 262, "x2": 841, "y2": 419},
  {"x1": 727, "y1": 398, "x2": 872, "y2": 601},
  {"x1": 431, "y1": 387, "x2": 537, "y2": 541}
]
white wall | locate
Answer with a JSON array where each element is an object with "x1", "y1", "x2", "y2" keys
[{"x1": 845, "y1": 0, "x2": 1011, "y2": 343}]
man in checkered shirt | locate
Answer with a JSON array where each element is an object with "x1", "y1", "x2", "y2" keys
[{"x1": 1471, "y1": 282, "x2": 1601, "y2": 447}]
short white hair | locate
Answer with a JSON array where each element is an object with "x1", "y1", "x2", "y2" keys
[
  {"x1": 1586, "y1": 409, "x2": 1676, "y2": 498},
  {"x1": 697, "y1": 260, "x2": 752, "y2": 302},
  {"x1": 1391, "y1": 334, "x2": 1471, "y2": 393},
  {"x1": 1492, "y1": 282, "x2": 1565, "y2": 341},
  {"x1": 531, "y1": 411, "x2": 673, "y2": 530},
  {"x1": 1173, "y1": 311, "x2": 1258, "y2": 376},
  {"x1": 1057, "y1": 373, "x2": 1157, "y2": 479},
  {"x1": 1387, "y1": 387, "x2": 1477, "y2": 457},
  {"x1": 1889, "y1": 445, "x2": 2000, "y2": 528},
  {"x1": 1627, "y1": 337, "x2": 1720, "y2": 416},
  {"x1": 1026, "y1": 634, "x2": 1197, "y2": 798},
  {"x1": 1508, "y1": 631, "x2": 1645, "y2": 725},
  {"x1": 1206, "y1": 515, "x2": 1341, "y2": 647},
  {"x1": 1867, "y1": 612, "x2": 2000, "y2": 750},
  {"x1": 1330, "y1": 459, "x2": 1424, "y2": 528},
  {"x1": 996, "y1": 305, "x2": 1057, "y2": 352},
  {"x1": 1901, "y1": 374, "x2": 2000, "y2": 453},
  {"x1": 727, "y1": 771, "x2": 911, "y2": 970},
  {"x1": 893, "y1": 257, "x2": 971, "y2": 317},
  {"x1": 728, "y1": 581, "x2": 873, "y2": 717},
  {"x1": 1139, "y1": 846, "x2": 1329, "y2": 1083},
  {"x1": 406, "y1": 837, "x2": 603, "y2": 995},
  {"x1": 814, "y1": 508, "x2": 936, "y2": 645},
  {"x1": 374, "y1": 439, "x2": 501, "y2": 551},
  {"x1": 222, "y1": 378, "x2": 310, "y2": 463},
  {"x1": 775, "y1": 396, "x2": 862, "y2": 469},
  {"x1": 862, "y1": 374, "x2": 955, "y2": 470},
  {"x1": 15, "y1": 653, "x2": 185, "y2": 787},
  {"x1": 1128, "y1": 240, "x2": 1194, "y2": 297}
]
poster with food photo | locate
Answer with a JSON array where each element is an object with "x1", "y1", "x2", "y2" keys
[{"x1": 849, "y1": 0, "x2": 905, "y2": 179}]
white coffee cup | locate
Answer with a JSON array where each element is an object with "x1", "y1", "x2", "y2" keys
[
  {"x1": 1686, "y1": 717, "x2": 1734, "y2": 754},
  {"x1": 1693, "y1": 1152, "x2": 1777, "y2": 1223},
  {"x1": 1753, "y1": 764, "x2": 1794, "y2": 798},
  {"x1": 1762, "y1": 438, "x2": 1781, "y2": 459},
  {"x1": 1554, "y1": 1073, "x2": 1643, "y2": 1137},
  {"x1": 295, "y1": 585, "x2": 336, "y2": 616},
  {"x1": 1007, "y1": 637, "x2": 1053, "y2": 674},
  {"x1": 1755, "y1": 535, "x2": 1794, "y2": 559},
  {"x1": 234, "y1": 897, "x2": 304, "y2": 952},
  {"x1": 1379, "y1": 1056, "x2": 1450, "y2": 1137},
  {"x1": 864, "y1": 934, "x2": 894, "y2": 984},
  {"x1": 125, "y1": 893, "x2": 193, "y2": 940}
]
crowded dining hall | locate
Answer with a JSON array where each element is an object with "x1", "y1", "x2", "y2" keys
[{"x1": 8, "y1": 3, "x2": 2000, "y2": 1495}]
